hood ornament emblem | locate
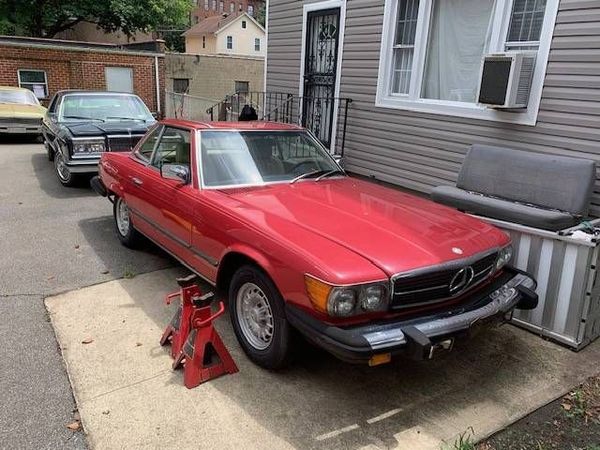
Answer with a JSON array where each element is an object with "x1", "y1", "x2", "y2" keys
[{"x1": 452, "y1": 247, "x2": 463, "y2": 255}]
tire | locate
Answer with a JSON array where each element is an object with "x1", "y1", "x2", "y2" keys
[
  {"x1": 54, "y1": 151, "x2": 77, "y2": 187},
  {"x1": 113, "y1": 196, "x2": 141, "y2": 248},
  {"x1": 229, "y1": 265, "x2": 292, "y2": 369}
]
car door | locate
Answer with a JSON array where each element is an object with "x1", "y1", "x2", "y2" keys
[
  {"x1": 122, "y1": 124, "x2": 162, "y2": 223},
  {"x1": 143, "y1": 126, "x2": 197, "y2": 262}
]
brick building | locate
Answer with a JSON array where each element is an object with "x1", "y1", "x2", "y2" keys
[
  {"x1": 0, "y1": 36, "x2": 165, "y2": 114},
  {"x1": 190, "y1": 0, "x2": 264, "y2": 23}
]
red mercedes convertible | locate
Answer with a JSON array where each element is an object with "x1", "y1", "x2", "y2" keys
[{"x1": 91, "y1": 119, "x2": 537, "y2": 369}]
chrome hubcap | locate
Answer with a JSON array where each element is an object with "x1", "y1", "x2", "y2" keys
[
  {"x1": 55, "y1": 153, "x2": 70, "y2": 181},
  {"x1": 116, "y1": 199, "x2": 130, "y2": 236},
  {"x1": 236, "y1": 282, "x2": 274, "y2": 350}
]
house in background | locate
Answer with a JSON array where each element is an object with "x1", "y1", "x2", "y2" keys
[
  {"x1": 190, "y1": 0, "x2": 264, "y2": 23},
  {"x1": 0, "y1": 36, "x2": 165, "y2": 113},
  {"x1": 183, "y1": 12, "x2": 265, "y2": 58},
  {"x1": 265, "y1": 0, "x2": 600, "y2": 215}
]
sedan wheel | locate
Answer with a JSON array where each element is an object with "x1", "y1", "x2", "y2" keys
[
  {"x1": 115, "y1": 198, "x2": 131, "y2": 237},
  {"x1": 229, "y1": 265, "x2": 292, "y2": 369},
  {"x1": 236, "y1": 282, "x2": 275, "y2": 350},
  {"x1": 113, "y1": 196, "x2": 140, "y2": 248},
  {"x1": 54, "y1": 151, "x2": 75, "y2": 186}
]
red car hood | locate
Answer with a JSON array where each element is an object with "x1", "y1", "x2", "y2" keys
[{"x1": 220, "y1": 177, "x2": 509, "y2": 276}]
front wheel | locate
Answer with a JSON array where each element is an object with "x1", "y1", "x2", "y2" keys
[
  {"x1": 113, "y1": 196, "x2": 140, "y2": 248},
  {"x1": 54, "y1": 151, "x2": 77, "y2": 187},
  {"x1": 229, "y1": 265, "x2": 292, "y2": 369}
]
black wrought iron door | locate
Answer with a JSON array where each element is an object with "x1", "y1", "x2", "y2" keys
[{"x1": 302, "y1": 8, "x2": 340, "y2": 148}]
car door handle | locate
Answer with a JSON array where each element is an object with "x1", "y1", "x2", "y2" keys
[{"x1": 131, "y1": 177, "x2": 143, "y2": 186}]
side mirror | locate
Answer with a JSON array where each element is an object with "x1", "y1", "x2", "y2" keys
[
  {"x1": 332, "y1": 154, "x2": 344, "y2": 168},
  {"x1": 161, "y1": 164, "x2": 190, "y2": 184}
]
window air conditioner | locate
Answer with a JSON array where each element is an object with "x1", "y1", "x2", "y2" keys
[{"x1": 477, "y1": 52, "x2": 536, "y2": 109}]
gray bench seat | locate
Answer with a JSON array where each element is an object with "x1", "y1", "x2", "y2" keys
[
  {"x1": 432, "y1": 186, "x2": 579, "y2": 231},
  {"x1": 431, "y1": 145, "x2": 596, "y2": 232}
]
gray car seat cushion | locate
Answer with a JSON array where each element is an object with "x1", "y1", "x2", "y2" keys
[{"x1": 431, "y1": 185, "x2": 579, "y2": 231}]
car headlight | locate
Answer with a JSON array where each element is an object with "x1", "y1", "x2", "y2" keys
[
  {"x1": 305, "y1": 276, "x2": 389, "y2": 317},
  {"x1": 72, "y1": 141, "x2": 105, "y2": 154},
  {"x1": 495, "y1": 244, "x2": 513, "y2": 271}
]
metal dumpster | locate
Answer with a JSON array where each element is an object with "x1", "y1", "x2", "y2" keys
[{"x1": 476, "y1": 216, "x2": 600, "y2": 350}]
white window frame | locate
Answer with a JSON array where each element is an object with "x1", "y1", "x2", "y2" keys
[
  {"x1": 376, "y1": 0, "x2": 560, "y2": 126},
  {"x1": 17, "y1": 69, "x2": 48, "y2": 99},
  {"x1": 254, "y1": 37, "x2": 261, "y2": 52},
  {"x1": 226, "y1": 35, "x2": 233, "y2": 50}
]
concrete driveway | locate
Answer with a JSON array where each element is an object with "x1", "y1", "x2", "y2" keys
[
  {"x1": 45, "y1": 269, "x2": 600, "y2": 450},
  {"x1": 0, "y1": 140, "x2": 173, "y2": 449}
]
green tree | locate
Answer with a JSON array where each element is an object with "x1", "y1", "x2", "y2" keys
[
  {"x1": 0, "y1": 0, "x2": 192, "y2": 38},
  {"x1": 255, "y1": 3, "x2": 266, "y2": 28}
]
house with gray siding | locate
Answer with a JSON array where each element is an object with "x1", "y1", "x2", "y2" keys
[{"x1": 265, "y1": 0, "x2": 600, "y2": 215}]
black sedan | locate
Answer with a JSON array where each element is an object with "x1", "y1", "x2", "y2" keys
[{"x1": 42, "y1": 90, "x2": 156, "y2": 186}]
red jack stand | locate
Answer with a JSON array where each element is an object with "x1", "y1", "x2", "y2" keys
[{"x1": 160, "y1": 275, "x2": 238, "y2": 389}]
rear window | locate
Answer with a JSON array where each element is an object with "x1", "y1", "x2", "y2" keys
[{"x1": 0, "y1": 90, "x2": 40, "y2": 105}]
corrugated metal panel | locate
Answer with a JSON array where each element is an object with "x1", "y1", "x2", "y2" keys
[
  {"x1": 479, "y1": 217, "x2": 600, "y2": 349},
  {"x1": 267, "y1": 0, "x2": 600, "y2": 215}
]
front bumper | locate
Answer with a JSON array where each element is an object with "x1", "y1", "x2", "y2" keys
[
  {"x1": 0, "y1": 122, "x2": 42, "y2": 134},
  {"x1": 64, "y1": 157, "x2": 101, "y2": 174},
  {"x1": 286, "y1": 268, "x2": 537, "y2": 364}
]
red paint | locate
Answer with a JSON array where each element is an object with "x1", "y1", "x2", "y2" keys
[
  {"x1": 162, "y1": 281, "x2": 238, "y2": 389},
  {"x1": 99, "y1": 120, "x2": 510, "y2": 326}
]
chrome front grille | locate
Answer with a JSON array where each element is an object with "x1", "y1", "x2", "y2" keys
[
  {"x1": 107, "y1": 135, "x2": 145, "y2": 152},
  {"x1": 391, "y1": 251, "x2": 499, "y2": 309}
]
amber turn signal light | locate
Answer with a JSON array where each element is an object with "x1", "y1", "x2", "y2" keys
[
  {"x1": 304, "y1": 275, "x2": 332, "y2": 314},
  {"x1": 368, "y1": 353, "x2": 391, "y2": 367}
]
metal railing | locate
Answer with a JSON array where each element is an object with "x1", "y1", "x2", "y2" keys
[{"x1": 206, "y1": 91, "x2": 352, "y2": 155}]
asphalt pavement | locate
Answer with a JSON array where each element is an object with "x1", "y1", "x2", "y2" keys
[{"x1": 0, "y1": 139, "x2": 173, "y2": 449}]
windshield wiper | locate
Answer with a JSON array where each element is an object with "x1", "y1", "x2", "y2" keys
[
  {"x1": 62, "y1": 115, "x2": 105, "y2": 122},
  {"x1": 289, "y1": 169, "x2": 327, "y2": 184},
  {"x1": 105, "y1": 116, "x2": 147, "y2": 122},
  {"x1": 315, "y1": 169, "x2": 346, "y2": 181}
]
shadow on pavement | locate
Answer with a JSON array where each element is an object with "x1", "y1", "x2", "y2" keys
[
  {"x1": 0, "y1": 135, "x2": 42, "y2": 145},
  {"x1": 78, "y1": 215, "x2": 175, "y2": 280},
  {"x1": 31, "y1": 153, "x2": 98, "y2": 199}
]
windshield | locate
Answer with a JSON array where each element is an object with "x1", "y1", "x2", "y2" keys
[
  {"x1": 200, "y1": 131, "x2": 341, "y2": 187},
  {"x1": 0, "y1": 90, "x2": 40, "y2": 105},
  {"x1": 59, "y1": 94, "x2": 154, "y2": 122}
]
